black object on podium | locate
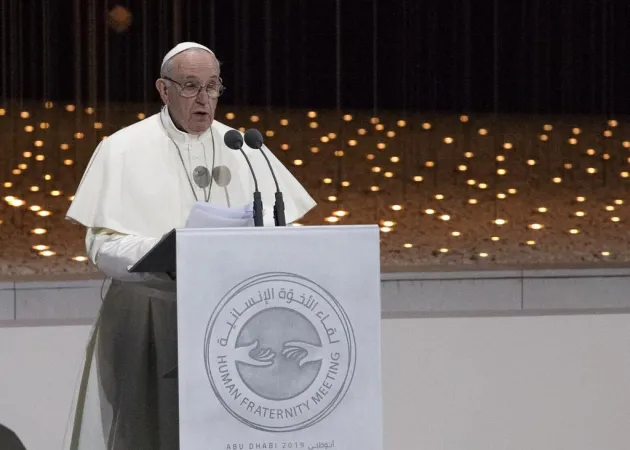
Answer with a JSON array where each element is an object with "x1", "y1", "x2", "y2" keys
[{"x1": 128, "y1": 228, "x2": 179, "y2": 379}]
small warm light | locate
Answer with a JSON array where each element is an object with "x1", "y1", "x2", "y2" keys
[
  {"x1": 50, "y1": 190, "x2": 62, "y2": 196},
  {"x1": 575, "y1": 211, "x2": 586, "y2": 217},
  {"x1": 34, "y1": 140, "x2": 44, "y2": 147},
  {"x1": 320, "y1": 136, "x2": 329, "y2": 143},
  {"x1": 0, "y1": 108, "x2": 6, "y2": 116},
  {"x1": 380, "y1": 227, "x2": 392, "y2": 233},
  {"x1": 280, "y1": 119, "x2": 289, "y2": 126},
  {"x1": 375, "y1": 142, "x2": 387, "y2": 151},
  {"x1": 468, "y1": 198, "x2": 478, "y2": 204},
  {"x1": 439, "y1": 248, "x2": 449, "y2": 253},
  {"x1": 390, "y1": 156, "x2": 400, "y2": 163},
  {"x1": 496, "y1": 155, "x2": 505, "y2": 162},
  {"x1": 39, "y1": 250, "x2": 55, "y2": 257},
  {"x1": 24, "y1": 125, "x2": 34, "y2": 132},
  {"x1": 32, "y1": 245, "x2": 48, "y2": 251},
  {"x1": 348, "y1": 139, "x2": 357, "y2": 146},
  {"x1": 403, "y1": 243, "x2": 413, "y2": 248},
  {"x1": 64, "y1": 159, "x2": 74, "y2": 166},
  {"x1": 452, "y1": 231, "x2": 461, "y2": 237},
  {"x1": 460, "y1": 115, "x2": 469, "y2": 123},
  {"x1": 539, "y1": 134, "x2": 549, "y2": 141},
  {"x1": 328, "y1": 133, "x2": 337, "y2": 140},
  {"x1": 29, "y1": 205, "x2": 41, "y2": 211},
  {"x1": 397, "y1": 120, "x2": 407, "y2": 127},
  {"x1": 325, "y1": 216, "x2": 339, "y2": 223},
  {"x1": 30, "y1": 186, "x2": 39, "y2": 192},
  {"x1": 543, "y1": 124, "x2": 553, "y2": 131},
  {"x1": 439, "y1": 214, "x2": 450, "y2": 221},
  {"x1": 371, "y1": 166, "x2": 382, "y2": 173},
  {"x1": 444, "y1": 137, "x2": 454, "y2": 144},
  {"x1": 341, "y1": 181, "x2": 351, "y2": 187},
  {"x1": 343, "y1": 114, "x2": 353, "y2": 122},
  {"x1": 3, "y1": 182, "x2": 12, "y2": 188},
  {"x1": 265, "y1": 130, "x2": 275, "y2": 137},
  {"x1": 365, "y1": 154, "x2": 375, "y2": 160},
  {"x1": 357, "y1": 128, "x2": 367, "y2": 135},
  {"x1": 497, "y1": 168, "x2": 507, "y2": 176},
  {"x1": 576, "y1": 196, "x2": 586, "y2": 202},
  {"x1": 68, "y1": 195, "x2": 74, "y2": 201},
  {"x1": 293, "y1": 159, "x2": 303, "y2": 166},
  {"x1": 370, "y1": 186, "x2": 380, "y2": 192},
  {"x1": 413, "y1": 176, "x2": 424, "y2": 182},
  {"x1": 60, "y1": 143, "x2": 70, "y2": 150},
  {"x1": 478, "y1": 128, "x2": 488, "y2": 135},
  {"x1": 390, "y1": 204, "x2": 403, "y2": 211},
  {"x1": 605, "y1": 205, "x2": 615, "y2": 211},
  {"x1": 370, "y1": 117, "x2": 380, "y2": 124},
  {"x1": 623, "y1": 141, "x2": 630, "y2": 148},
  {"x1": 528, "y1": 223, "x2": 544, "y2": 230},
  {"x1": 386, "y1": 131, "x2": 395, "y2": 138},
  {"x1": 611, "y1": 217, "x2": 621, "y2": 222},
  {"x1": 137, "y1": 113, "x2": 145, "y2": 120},
  {"x1": 604, "y1": 130, "x2": 613, "y2": 137},
  {"x1": 9, "y1": 199, "x2": 24, "y2": 207},
  {"x1": 564, "y1": 163, "x2": 573, "y2": 169},
  {"x1": 20, "y1": 111, "x2": 30, "y2": 118},
  {"x1": 586, "y1": 148, "x2": 596, "y2": 156},
  {"x1": 491, "y1": 236, "x2": 500, "y2": 242},
  {"x1": 85, "y1": 107, "x2": 94, "y2": 114},
  {"x1": 497, "y1": 193, "x2": 506, "y2": 199},
  {"x1": 503, "y1": 142, "x2": 513, "y2": 149},
  {"x1": 494, "y1": 218, "x2": 507, "y2": 225},
  {"x1": 467, "y1": 179, "x2": 476, "y2": 185},
  {"x1": 425, "y1": 161, "x2": 435, "y2": 168},
  {"x1": 383, "y1": 171, "x2": 394, "y2": 178},
  {"x1": 508, "y1": 188, "x2": 517, "y2": 194},
  {"x1": 621, "y1": 171, "x2": 630, "y2": 178},
  {"x1": 478, "y1": 183, "x2": 488, "y2": 189},
  {"x1": 569, "y1": 229, "x2": 580, "y2": 235},
  {"x1": 609, "y1": 120, "x2": 618, "y2": 127},
  {"x1": 31, "y1": 228, "x2": 47, "y2": 235},
  {"x1": 44, "y1": 101, "x2": 53, "y2": 108},
  {"x1": 17, "y1": 163, "x2": 27, "y2": 170},
  {"x1": 37, "y1": 210, "x2": 51, "y2": 217},
  {"x1": 280, "y1": 144, "x2": 290, "y2": 151},
  {"x1": 381, "y1": 220, "x2": 396, "y2": 227},
  {"x1": 603, "y1": 153, "x2": 610, "y2": 160},
  {"x1": 74, "y1": 132, "x2": 84, "y2": 139},
  {"x1": 292, "y1": 222, "x2": 303, "y2": 227},
  {"x1": 225, "y1": 112, "x2": 235, "y2": 120},
  {"x1": 572, "y1": 127, "x2": 581, "y2": 135},
  {"x1": 526, "y1": 240, "x2": 536, "y2": 246},
  {"x1": 479, "y1": 252, "x2": 489, "y2": 258},
  {"x1": 601, "y1": 251, "x2": 611, "y2": 256},
  {"x1": 310, "y1": 147, "x2": 319, "y2": 154},
  {"x1": 435, "y1": 194, "x2": 444, "y2": 200},
  {"x1": 552, "y1": 177, "x2": 562, "y2": 183},
  {"x1": 568, "y1": 138, "x2": 578, "y2": 145},
  {"x1": 323, "y1": 178, "x2": 333, "y2": 184},
  {"x1": 23, "y1": 151, "x2": 32, "y2": 158},
  {"x1": 334, "y1": 150, "x2": 344, "y2": 157},
  {"x1": 65, "y1": 104, "x2": 76, "y2": 112},
  {"x1": 422, "y1": 122, "x2": 432, "y2": 130},
  {"x1": 307, "y1": 111, "x2": 317, "y2": 118},
  {"x1": 333, "y1": 210, "x2": 348, "y2": 217},
  {"x1": 586, "y1": 167, "x2": 597, "y2": 174},
  {"x1": 327, "y1": 196, "x2": 337, "y2": 202},
  {"x1": 11, "y1": 169, "x2": 21, "y2": 175},
  {"x1": 238, "y1": 127, "x2": 246, "y2": 132},
  {"x1": 458, "y1": 165, "x2": 468, "y2": 171},
  {"x1": 73, "y1": 256, "x2": 88, "y2": 262},
  {"x1": 250, "y1": 115, "x2": 260, "y2": 122},
  {"x1": 40, "y1": 122, "x2": 50, "y2": 129},
  {"x1": 464, "y1": 152, "x2": 474, "y2": 158},
  {"x1": 614, "y1": 199, "x2": 624, "y2": 205},
  {"x1": 537, "y1": 207, "x2": 548, "y2": 213},
  {"x1": 424, "y1": 209, "x2": 435, "y2": 215},
  {"x1": 44, "y1": 174, "x2": 52, "y2": 181}
]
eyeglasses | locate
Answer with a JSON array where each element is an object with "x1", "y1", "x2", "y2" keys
[{"x1": 163, "y1": 76, "x2": 226, "y2": 99}]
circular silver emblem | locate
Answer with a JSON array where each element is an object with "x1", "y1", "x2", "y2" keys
[{"x1": 204, "y1": 272, "x2": 356, "y2": 432}]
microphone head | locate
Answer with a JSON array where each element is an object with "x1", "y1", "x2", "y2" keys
[
  {"x1": 224, "y1": 129, "x2": 244, "y2": 150},
  {"x1": 212, "y1": 165, "x2": 232, "y2": 187},
  {"x1": 244, "y1": 128, "x2": 264, "y2": 149}
]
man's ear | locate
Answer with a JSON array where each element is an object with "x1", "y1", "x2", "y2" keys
[{"x1": 155, "y1": 79, "x2": 168, "y2": 103}]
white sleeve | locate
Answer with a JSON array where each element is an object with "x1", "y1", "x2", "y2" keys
[{"x1": 86, "y1": 228, "x2": 169, "y2": 282}]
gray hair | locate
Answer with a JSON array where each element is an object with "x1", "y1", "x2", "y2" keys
[{"x1": 160, "y1": 48, "x2": 221, "y2": 78}]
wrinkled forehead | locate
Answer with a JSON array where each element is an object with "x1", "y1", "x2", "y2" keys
[{"x1": 171, "y1": 50, "x2": 220, "y2": 81}]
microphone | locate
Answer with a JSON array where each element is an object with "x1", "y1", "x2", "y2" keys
[
  {"x1": 212, "y1": 165, "x2": 232, "y2": 206},
  {"x1": 223, "y1": 130, "x2": 264, "y2": 227},
  {"x1": 244, "y1": 128, "x2": 286, "y2": 226}
]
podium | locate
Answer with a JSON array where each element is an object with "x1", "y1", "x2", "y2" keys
[{"x1": 130, "y1": 225, "x2": 383, "y2": 450}]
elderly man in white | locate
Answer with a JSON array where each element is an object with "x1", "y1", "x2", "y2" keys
[{"x1": 63, "y1": 42, "x2": 316, "y2": 450}]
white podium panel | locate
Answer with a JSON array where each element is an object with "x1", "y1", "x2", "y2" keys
[{"x1": 176, "y1": 225, "x2": 382, "y2": 450}]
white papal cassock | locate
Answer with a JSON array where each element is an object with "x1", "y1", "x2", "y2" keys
[{"x1": 62, "y1": 106, "x2": 316, "y2": 450}]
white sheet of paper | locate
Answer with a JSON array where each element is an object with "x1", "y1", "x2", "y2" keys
[{"x1": 185, "y1": 202, "x2": 254, "y2": 228}]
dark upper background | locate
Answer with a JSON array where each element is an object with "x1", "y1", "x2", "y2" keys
[{"x1": 1, "y1": 0, "x2": 629, "y2": 115}]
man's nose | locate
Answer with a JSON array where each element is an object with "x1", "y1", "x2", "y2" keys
[{"x1": 195, "y1": 88, "x2": 210, "y2": 104}]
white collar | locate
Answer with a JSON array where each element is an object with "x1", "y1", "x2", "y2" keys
[{"x1": 159, "y1": 105, "x2": 215, "y2": 144}]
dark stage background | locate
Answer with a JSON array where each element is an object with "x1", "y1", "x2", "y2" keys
[{"x1": 0, "y1": 0, "x2": 629, "y2": 115}]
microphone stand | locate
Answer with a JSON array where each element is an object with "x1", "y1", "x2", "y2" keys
[{"x1": 238, "y1": 148, "x2": 264, "y2": 227}]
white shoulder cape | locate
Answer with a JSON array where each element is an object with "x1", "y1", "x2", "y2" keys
[{"x1": 66, "y1": 109, "x2": 317, "y2": 237}]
